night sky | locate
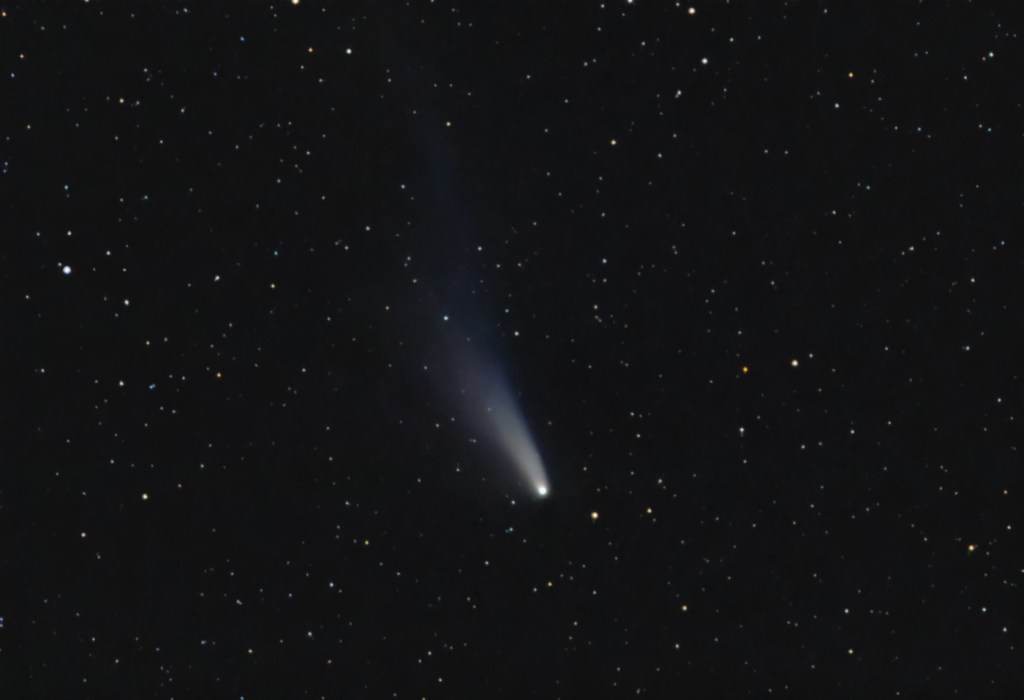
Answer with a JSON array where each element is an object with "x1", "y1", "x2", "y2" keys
[{"x1": 6, "y1": 2, "x2": 1024, "y2": 697}]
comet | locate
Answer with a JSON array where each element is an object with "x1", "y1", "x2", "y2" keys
[
  {"x1": 479, "y1": 378, "x2": 551, "y2": 497},
  {"x1": 453, "y1": 343, "x2": 550, "y2": 497}
]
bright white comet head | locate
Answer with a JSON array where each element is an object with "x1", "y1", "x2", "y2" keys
[
  {"x1": 481, "y1": 380, "x2": 550, "y2": 497},
  {"x1": 454, "y1": 345, "x2": 550, "y2": 497}
]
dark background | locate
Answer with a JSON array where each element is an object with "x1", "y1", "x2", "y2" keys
[{"x1": 3, "y1": 1, "x2": 1022, "y2": 697}]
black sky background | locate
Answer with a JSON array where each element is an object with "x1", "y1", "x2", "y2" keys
[{"x1": 4, "y1": 2, "x2": 1023, "y2": 697}]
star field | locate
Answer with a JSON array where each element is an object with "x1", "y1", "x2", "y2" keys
[{"x1": 5, "y1": 2, "x2": 1024, "y2": 697}]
